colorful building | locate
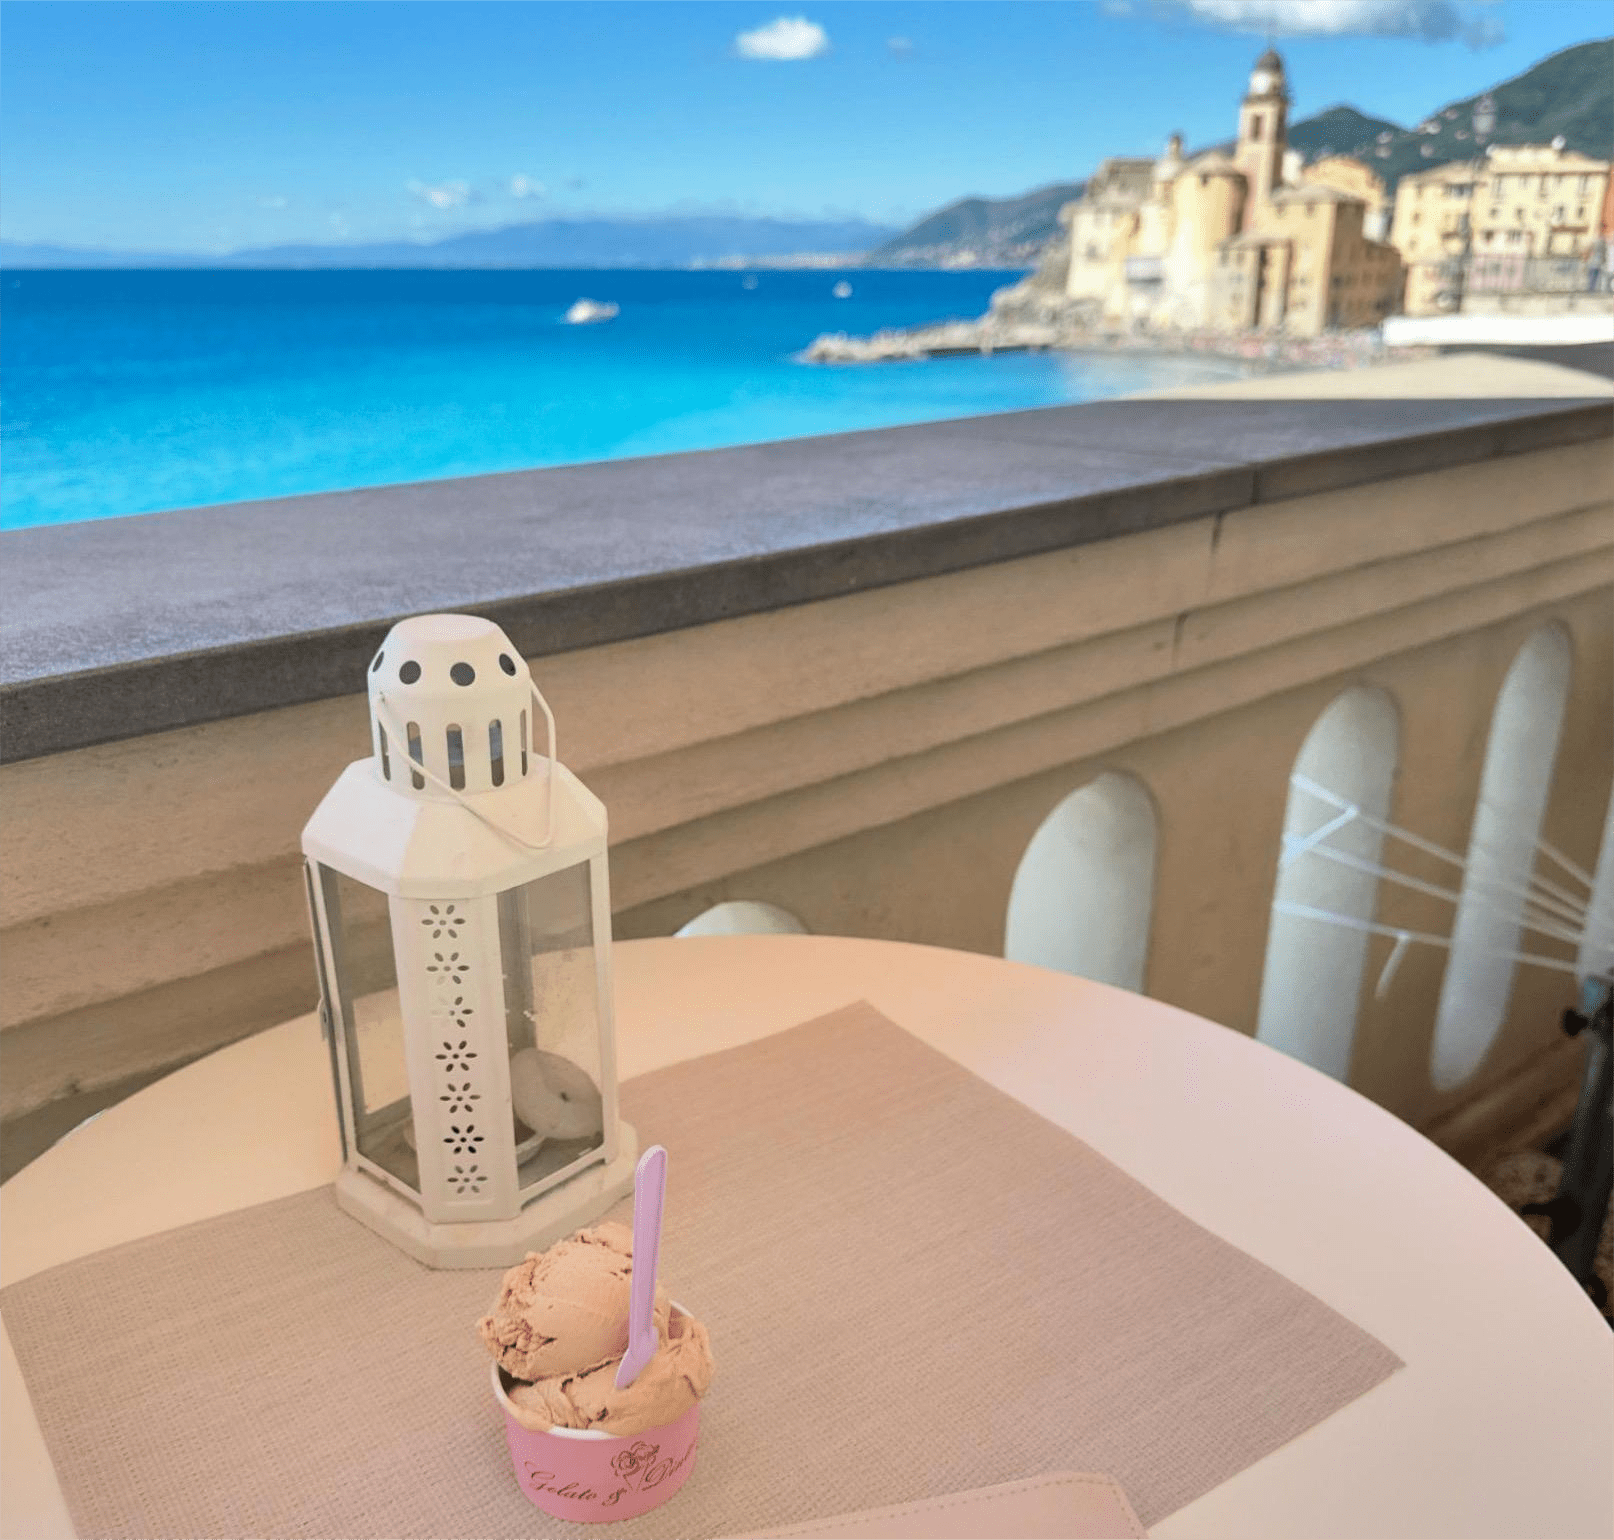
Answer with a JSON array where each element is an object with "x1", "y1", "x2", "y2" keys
[
  {"x1": 1059, "y1": 49, "x2": 1403, "y2": 336},
  {"x1": 1391, "y1": 141, "x2": 1610, "y2": 314}
]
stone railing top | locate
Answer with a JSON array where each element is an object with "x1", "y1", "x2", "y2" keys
[{"x1": 2, "y1": 390, "x2": 1610, "y2": 762}]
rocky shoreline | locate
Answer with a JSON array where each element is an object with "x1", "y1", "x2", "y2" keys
[{"x1": 804, "y1": 283, "x2": 1431, "y2": 373}]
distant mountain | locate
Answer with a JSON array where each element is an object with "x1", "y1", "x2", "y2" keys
[
  {"x1": 1286, "y1": 106, "x2": 1404, "y2": 160},
  {"x1": 0, "y1": 216, "x2": 899, "y2": 270},
  {"x1": 867, "y1": 182, "x2": 1086, "y2": 266},
  {"x1": 0, "y1": 240, "x2": 207, "y2": 268},
  {"x1": 1197, "y1": 105, "x2": 1407, "y2": 170}
]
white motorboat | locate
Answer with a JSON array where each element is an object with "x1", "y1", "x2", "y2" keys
[{"x1": 564, "y1": 298, "x2": 620, "y2": 325}]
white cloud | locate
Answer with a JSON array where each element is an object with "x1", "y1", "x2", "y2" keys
[
  {"x1": 407, "y1": 178, "x2": 474, "y2": 209},
  {"x1": 886, "y1": 35, "x2": 914, "y2": 57},
  {"x1": 509, "y1": 174, "x2": 546, "y2": 199},
  {"x1": 734, "y1": 16, "x2": 829, "y2": 60},
  {"x1": 1172, "y1": 0, "x2": 1503, "y2": 46},
  {"x1": 255, "y1": 194, "x2": 289, "y2": 210}
]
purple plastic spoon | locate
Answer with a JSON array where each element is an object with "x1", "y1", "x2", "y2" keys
[{"x1": 615, "y1": 1144, "x2": 668, "y2": 1390}]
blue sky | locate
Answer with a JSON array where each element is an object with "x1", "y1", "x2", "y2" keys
[{"x1": 1, "y1": 0, "x2": 1608, "y2": 254}]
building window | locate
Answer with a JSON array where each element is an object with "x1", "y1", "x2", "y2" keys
[
  {"x1": 1430, "y1": 626, "x2": 1573, "y2": 1091},
  {"x1": 1004, "y1": 771, "x2": 1158, "y2": 993},
  {"x1": 1250, "y1": 115, "x2": 1263, "y2": 142},
  {"x1": 1257, "y1": 687, "x2": 1400, "y2": 1083}
]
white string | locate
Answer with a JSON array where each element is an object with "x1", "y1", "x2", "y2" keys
[
  {"x1": 1506, "y1": 861, "x2": 1594, "y2": 922},
  {"x1": 1290, "y1": 772, "x2": 1589, "y2": 924},
  {"x1": 1536, "y1": 835, "x2": 1596, "y2": 892},
  {"x1": 372, "y1": 684, "x2": 557, "y2": 853},
  {"x1": 1375, "y1": 931, "x2": 1412, "y2": 1000},
  {"x1": 1291, "y1": 838, "x2": 1586, "y2": 951},
  {"x1": 1517, "y1": 898, "x2": 1589, "y2": 950},
  {"x1": 1273, "y1": 900, "x2": 1581, "y2": 977},
  {"x1": 1280, "y1": 805, "x2": 1357, "y2": 869},
  {"x1": 1290, "y1": 774, "x2": 1589, "y2": 925}
]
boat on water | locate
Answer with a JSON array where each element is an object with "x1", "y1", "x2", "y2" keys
[{"x1": 564, "y1": 299, "x2": 620, "y2": 325}]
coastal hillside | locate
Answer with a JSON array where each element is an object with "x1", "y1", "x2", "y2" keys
[
  {"x1": 872, "y1": 36, "x2": 1612, "y2": 266},
  {"x1": 1197, "y1": 105, "x2": 1405, "y2": 168},
  {"x1": 867, "y1": 182, "x2": 1085, "y2": 267},
  {"x1": 1360, "y1": 36, "x2": 1612, "y2": 189},
  {"x1": 1286, "y1": 106, "x2": 1404, "y2": 159}
]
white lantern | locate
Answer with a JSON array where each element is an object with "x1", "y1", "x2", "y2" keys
[{"x1": 301, "y1": 613, "x2": 638, "y2": 1268}]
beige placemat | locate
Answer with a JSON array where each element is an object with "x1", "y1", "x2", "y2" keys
[{"x1": 2, "y1": 1002, "x2": 1401, "y2": 1539}]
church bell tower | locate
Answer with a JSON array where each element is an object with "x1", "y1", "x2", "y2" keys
[{"x1": 1235, "y1": 47, "x2": 1288, "y2": 225}]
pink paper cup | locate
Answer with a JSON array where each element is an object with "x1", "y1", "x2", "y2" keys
[{"x1": 491, "y1": 1322, "x2": 702, "y2": 1523}]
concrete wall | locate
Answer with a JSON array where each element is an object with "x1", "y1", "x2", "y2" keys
[
  {"x1": 1461, "y1": 291, "x2": 1614, "y2": 317},
  {"x1": 1384, "y1": 313, "x2": 1614, "y2": 347},
  {"x1": 5, "y1": 425, "x2": 1610, "y2": 1168}
]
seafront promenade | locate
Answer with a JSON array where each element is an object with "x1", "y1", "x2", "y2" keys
[{"x1": 804, "y1": 309, "x2": 1422, "y2": 372}]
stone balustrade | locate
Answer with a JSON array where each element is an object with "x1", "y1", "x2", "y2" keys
[{"x1": 2, "y1": 353, "x2": 1611, "y2": 1175}]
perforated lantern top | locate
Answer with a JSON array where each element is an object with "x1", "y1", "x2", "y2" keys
[
  {"x1": 368, "y1": 614, "x2": 536, "y2": 799},
  {"x1": 305, "y1": 615, "x2": 607, "y2": 898}
]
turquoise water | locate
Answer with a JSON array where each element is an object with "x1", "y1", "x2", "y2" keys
[{"x1": 0, "y1": 268, "x2": 1258, "y2": 529}]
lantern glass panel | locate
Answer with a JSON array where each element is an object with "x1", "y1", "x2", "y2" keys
[
  {"x1": 498, "y1": 861, "x2": 606, "y2": 1197},
  {"x1": 319, "y1": 865, "x2": 418, "y2": 1191}
]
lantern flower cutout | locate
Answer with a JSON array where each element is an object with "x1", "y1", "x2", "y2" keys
[{"x1": 301, "y1": 614, "x2": 638, "y2": 1268}]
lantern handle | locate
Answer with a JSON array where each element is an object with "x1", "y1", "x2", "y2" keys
[{"x1": 371, "y1": 681, "x2": 558, "y2": 851}]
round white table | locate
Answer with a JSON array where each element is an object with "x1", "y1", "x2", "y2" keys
[{"x1": 3, "y1": 935, "x2": 1610, "y2": 1539}]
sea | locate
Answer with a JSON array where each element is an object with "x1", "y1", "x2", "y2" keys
[{"x1": 0, "y1": 268, "x2": 1261, "y2": 530}]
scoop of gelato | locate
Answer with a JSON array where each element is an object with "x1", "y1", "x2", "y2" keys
[
  {"x1": 477, "y1": 1223, "x2": 659, "y2": 1380},
  {"x1": 478, "y1": 1221, "x2": 713, "y2": 1436},
  {"x1": 505, "y1": 1305, "x2": 714, "y2": 1437}
]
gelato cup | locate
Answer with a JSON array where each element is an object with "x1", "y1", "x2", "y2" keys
[{"x1": 492, "y1": 1305, "x2": 702, "y2": 1523}]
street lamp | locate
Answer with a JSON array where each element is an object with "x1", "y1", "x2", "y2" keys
[
  {"x1": 1438, "y1": 212, "x2": 1472, "y2": 313},
  {"x1": 1439, "y1": 94, "x2": 1496, "y2": 311}
]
